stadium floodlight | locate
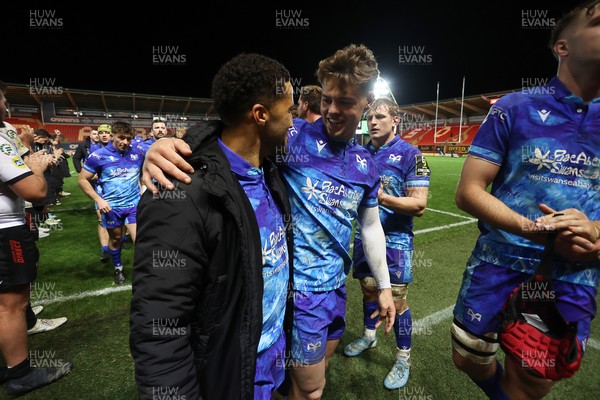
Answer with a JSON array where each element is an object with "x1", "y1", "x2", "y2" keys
[{"x1": 374, "y1": 76, "x2": 397, "y2": 104}]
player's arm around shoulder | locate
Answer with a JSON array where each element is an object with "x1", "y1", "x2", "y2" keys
[{"x1": 142, "y1": 138, "x2": 193, "y2": 193}]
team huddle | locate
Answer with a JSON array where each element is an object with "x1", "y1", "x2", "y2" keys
[{"x1": 0, "y1": 1, "x2": 599, "y2": 399}]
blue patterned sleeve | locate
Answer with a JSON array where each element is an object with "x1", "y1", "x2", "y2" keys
[
  {"x1": 361, "y1": 157, "x2": 380, "y2": 208},
  {"x1": 469, "y1": 100, "x2": 512, "y2": 166}
]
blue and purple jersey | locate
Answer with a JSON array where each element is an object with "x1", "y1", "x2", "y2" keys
[
  {"x1": 137, "y1": 138, "x2": 155, "y2": 154},
  {"x1": 281, "y1": 118, "x2": 380, "y2": 292},
  {"x1": 89, "y1": 141, "x2": 103, "y2": 156},
  {"x1": 219, "y1": 140, "x2": 289, "y2": 354},
  {"x1": 131, "y1": 136, "x2": 145, "y2": 147},
  {"x1": 84, "y1": 142, "x2": 145, "y2": 208},
  {"x1": 356, "y1": 135, "x2": 430, "y2": 250},
  {"x1": 469, "y1": 75, "x2": 600, "y2": 286}
]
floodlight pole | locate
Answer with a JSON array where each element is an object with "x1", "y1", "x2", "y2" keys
[
  {"x1": 459, "y1": 76, "x2": 465, "y2": 144},
  {"x1": 434, "y1": 81, "x2": 439, "y2": 144}
]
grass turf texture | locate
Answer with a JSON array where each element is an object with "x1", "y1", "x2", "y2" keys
[{"x1": 2, "y1": 157, "x2": 598, "y2": 399}]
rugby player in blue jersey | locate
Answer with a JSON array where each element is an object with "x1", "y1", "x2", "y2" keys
[
  {"x1": 344, "y1": 97, "x2": 430, "y2": 390},
  {"x1": 451, "y1": 2, "x2": 600, "y2": 399},
  {"x1": 137, "y1": 119, "x2": 168, "y2": 154},
  {"x1": 140, "y1": 44, "x2": 396, "y2": 400},
  {"x1": 78, "y1": 121, "x2": 145, "y2": 284}
]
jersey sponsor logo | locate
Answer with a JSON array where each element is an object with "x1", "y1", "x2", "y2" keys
[
  {"x1": 301, "y1": 176, "x2": 323, "y2": 201},
  {"x1": 300, "y1": 176, "x2": 362, "y2": 209},
  {"x1": 12, "y1": 157, "x2": 26, "y2": 168},
  {"x1": 388, "y1": 154, "x2": 402, "y2": 163},
  {"x1": 415, "y1": 155, "x2": 431, "y2": 176},
  {"x1": 528, "y1": 148, "x2": 552, "y2": 170},
  {"x1": 108, "y1": 167, "x2": 138, "y2": 177},
  {"x1": 316, "y1": 139, "x2": 327, "y2": 154},
  {"x1": 537, "y1": 109, "x2": 551, "y2": 122},
  {"x1": 525, "y1": 146, "x2": 600, "y2": 180},
  {"x1": 262, "y1": 226, "x2": 287, "y2": 266},
  {"x1": 0, "y1": 143, "x2": 15, "y2": 156}
]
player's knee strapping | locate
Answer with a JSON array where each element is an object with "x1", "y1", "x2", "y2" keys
[
  {"x1": 392, "y1": 283, "x2": 408, "y2": 303},
  {"x1": 451, "y1": 318, "x2": 499, "y2": 365},
  {"x1": 360, "y1": 277, "x2": 385, "y2": 330}
]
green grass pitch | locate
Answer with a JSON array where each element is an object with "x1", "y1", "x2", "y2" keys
[{"x1": 5, "y1": 157, "x2": 598, "y2": 400}]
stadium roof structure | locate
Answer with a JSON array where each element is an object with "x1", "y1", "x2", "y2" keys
[
  {"x1": 395, "y1": 88, "x2": 519, "y2": 123},
  {"x1": 4, "y1": 82, "x2": 218, "y2": 122},
  {"x1": 4, "y1": 82, "x2": 519, "y2": 124}
]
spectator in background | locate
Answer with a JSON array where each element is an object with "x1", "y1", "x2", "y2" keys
[
  {"x1": 72, "y1": 129, "x2": 101, "y2": 173},
  {"x1": 30, "y1": 129, "x2": 61, "y2": 229},
  {"x1": 49, "y1": 129, "x2": 71, "y2": 198},
  {"x1": 0, "y1": 80, "x2": 72, "y2": 396},
  {"x1": 296, "y1": 85, "x2": 322, "y2": 123}
]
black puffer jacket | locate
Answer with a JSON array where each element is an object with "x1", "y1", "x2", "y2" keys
[{"x1": 130, "y1": 120, "x2": 293, "y2": 399}]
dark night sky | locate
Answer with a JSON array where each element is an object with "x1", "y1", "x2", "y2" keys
[{"x1": 4, "y1": 1, "x2": 587, "y2": 106}]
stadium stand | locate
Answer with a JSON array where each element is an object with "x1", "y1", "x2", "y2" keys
[{"x1": 4, "y1": 82, "x2": 519, "y2": 155}]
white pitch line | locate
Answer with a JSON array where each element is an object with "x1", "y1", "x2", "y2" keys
[
  {"x1": 414, "y1": 219, "x2": 477, "y2": 235},
  {"x1": 415, "y1": 304, "x2": 454, "y2": 327},
  {"x1": 31, "y1": 285, "x2": 132, "y2": 306},
  {"x1": 29, "y1": 279, "x2": 600, "y2": 352},
  {"x1": 33, "y1": 219, "x2": 472, "y2": 305},
  {"x1": 32, "y1": 205, "x2": 599, "y2": 352},
  {"x1": 426, "y1": 207, "x2": 476, "y2": 220},
  {"x1": 587, "y1": 338, "x2": 600, "y2": 351}
]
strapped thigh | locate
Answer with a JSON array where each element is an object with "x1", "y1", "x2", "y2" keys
[{"x1": 451, "y1": 318, "x2": 499, "y2": 365}]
